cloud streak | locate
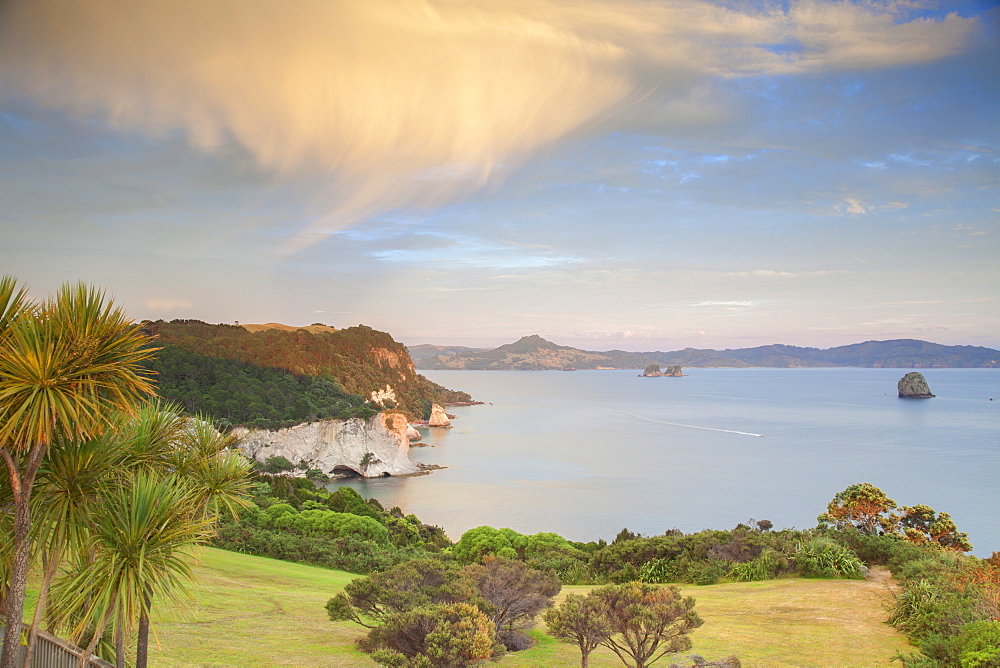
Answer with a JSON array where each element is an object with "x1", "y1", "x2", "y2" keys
[{"x1": 0, "y1": 0, "x2": 979, "y2": 249}]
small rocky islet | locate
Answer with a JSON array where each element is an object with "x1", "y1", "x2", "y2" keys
[{"x1": 898, "y1": 371, "x2": 935, "y2": 398}]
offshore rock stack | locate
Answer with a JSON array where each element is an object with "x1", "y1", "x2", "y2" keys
[
  {"x1": 639, "y1": 364, "x2": 685, "y2": 377},
  {"x1": 898, "y1": 371, "x2": 935, "y2": 398}
]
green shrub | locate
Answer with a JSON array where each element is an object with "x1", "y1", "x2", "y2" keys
[
  {"x1": 262, "y1": 455, "x2": 295, "y2": 473},
  {"x1": 637, "y1": 557, "x2": 674, "y2": 584},
  {"x1": 793, "y1": 538, "x2": 866, "y2": 579},
  {"x1": 951, "y1": 621, "x2": 1000, "y2": 667},
  {"x1": 688, "y1": 560, "x2": 730, "y2": 586},
  {"x1": 728, "y1": 549, "x2": 783, "y2": 582},
  {"x1": 888, "y1": 578, "x2": 983, "y2": 644}
]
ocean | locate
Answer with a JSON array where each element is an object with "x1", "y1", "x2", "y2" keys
[{"x1": 338, "y1": 368, "x2": 1000, "y2": 556}]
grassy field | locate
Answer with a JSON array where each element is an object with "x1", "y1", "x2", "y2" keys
[{"x1": 149, "y1": 547, "x2": 914, "y2": 667}]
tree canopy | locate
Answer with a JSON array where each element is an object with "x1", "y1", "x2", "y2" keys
[
  {"x1": 328, "y1": 556, "x2": 560, "y2": 663},
  {"x1": 142, "y1": 319, "x2": 471, "y2": 421},
  {"x1": 819, "y1": 483, "x2": 972, "y2": 552},
  {"x1": 546, "y1": 582, "x2": 702, "y2": 668}
]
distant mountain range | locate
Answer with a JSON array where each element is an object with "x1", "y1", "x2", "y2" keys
[{"x1": 409, "y1": 335, "x2": 1000, "y2": 370}]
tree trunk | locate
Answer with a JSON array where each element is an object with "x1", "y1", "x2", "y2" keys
[
  {"x1": 22, "y1": 545, "x2": 61, "y2": 668},
  {"x1": 0, "y1": 446, "x2": 40, "y2": 668},
  {"x1": 0, "y1": 492, "x2": 29, "y2": 668},
  {"x1": 135, "y1": 588, "x2": 152, "y2": 668},
  {"x1": 114, "y1": 613, "x2": 124, "y2": 668},
  {"x1": 77, "y1": 586, "x2": 117, "y2": 668}
]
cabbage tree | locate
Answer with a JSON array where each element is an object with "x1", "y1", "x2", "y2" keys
[{"x1": 0, "y1": 279, "x2": 154, "y2": 667}]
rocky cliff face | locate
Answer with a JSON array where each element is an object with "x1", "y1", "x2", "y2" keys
[
  {"x1": 898, "y1": 371, "x2": 935, "y2": 398},
  {"x1": 235, "y1": 412, "x2": 420, "y2": 477}
]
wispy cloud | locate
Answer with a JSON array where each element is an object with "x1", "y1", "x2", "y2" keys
[
  {"x1": 145, "y1": 298, "x2": 192, "y2": 312},
  {"x1": 690, "y1": 300, "x2": 761, "y2": 308},
  {"x1": 683, "y1": 269, "x2": 850, "y2": 280},
  {"x1": 0, "y1": 0, "x2": 978, "y2": 249}
]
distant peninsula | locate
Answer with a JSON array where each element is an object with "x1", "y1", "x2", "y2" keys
[{"x1": 409, "y1": 335, "x2": 1000, "y2": 370}]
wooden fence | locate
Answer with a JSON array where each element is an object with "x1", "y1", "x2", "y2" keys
[{"x1": 0, "y1": 622, "x2": 114, "y2": 668}]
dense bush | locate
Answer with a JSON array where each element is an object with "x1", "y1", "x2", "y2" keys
[
  {"x1": 948, "y1": 620, "x2": 1000, "y2": 666},
  {"x1": 584, "y1": 525, "x2": 810, "y2": 586},
  {"x1": 328, "y1": 557, "x2": 559, "y2": 663},
  {"x1": 884, "y1": 544, "x2": 1000, "y2": 666},
  {"x1": 211, "y1": 475, "x2": 449, "y2": 573},
  {"x1": 793, "y1": 538, "x2": 867, "y2": 579}
]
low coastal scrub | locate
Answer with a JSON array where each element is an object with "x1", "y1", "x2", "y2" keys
[
  {"x1": 146, "y1": 547, "x2": 912, "y2": 666},
  {"x1": 886, "y1": 548, "x2": 1000, "y2": 665},
  {"x1": 211, "y1": 474, "x2": 449, "y2": 573},
  {"x1": 204, "y1": 473, "x2": 1000, "y2": 665}
]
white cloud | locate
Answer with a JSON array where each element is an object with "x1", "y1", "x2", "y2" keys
[
  {"x1": 0, "y1": 0, "x2": 978, "y2": 248},
  {"x1": 843, "y1": 198, "x2": 871, "y2": 215},
  {"x1": 145, "y1": 299, "x2": 192, "y2": 312}
]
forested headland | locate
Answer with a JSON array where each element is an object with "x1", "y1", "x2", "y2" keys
[{"x1": 141, "y1": 319, "x2": 471, "y2": 429}]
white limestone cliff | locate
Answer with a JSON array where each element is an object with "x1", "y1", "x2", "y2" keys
[
  {"x1": 235, "y1": 412, "x2": 419, "y2": 477},
  {"x1": 370, "y1": 384, "x2": 397, "y2": 406}
]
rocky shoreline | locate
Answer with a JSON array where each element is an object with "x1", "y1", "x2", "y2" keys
[{"x1": 236, "y1": 401, "x2": 467, "y2": 481}]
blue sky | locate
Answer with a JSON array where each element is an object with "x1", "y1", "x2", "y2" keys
[{"x1": 1, "y1": 0, "x2": 997, "y2": 350}]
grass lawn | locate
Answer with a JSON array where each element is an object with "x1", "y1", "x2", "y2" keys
[
  {"x1": 502, "y1": 574, "x2": 913, "y2": 667},
  {"x1": 149, "y1": 548, "x2": 914, "y2": 667},
  {"x1": 150, "y1": 548, "x2": 370, "y2": 666}
]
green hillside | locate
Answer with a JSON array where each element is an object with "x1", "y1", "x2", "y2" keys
[
  {"x1": 150, "y1": 547, "x2": 913, "y2": 666},
  {"x1": 413, "y1": 335, "x2": 1000, "y2": 370},
  {"x1": 142, "y1": 320, "x2": 471, "y2": 426},
  {"x1": 416, "y1": 335, "x2": 657, "y2": 370}
]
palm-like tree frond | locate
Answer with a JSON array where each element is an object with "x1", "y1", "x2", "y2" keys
[
  {"x1": 49, "y1": 471, "x2": 214, "y2": 644},
  {"x1": 0, "y1": 275, "x2": 32, "y2": 339},
  {"x1": 114, "y1": 402, "x2": 187, "y2": 472},
  {"x1": 31, "y1": 432, "x2": 126, "y2": 556},
  {"x1": 0, "y1": 282, "x2": 157, "y2": 450},
  {"x1": 173, "y1": 417, "x2": 254, "y2": 519}
]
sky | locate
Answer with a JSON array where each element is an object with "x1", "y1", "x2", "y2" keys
[{"x1": 0, "y1": 0, "x2": 997, "y2": 352}]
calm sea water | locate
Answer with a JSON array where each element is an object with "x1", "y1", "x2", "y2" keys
[{"x1": 338, "y1": 369, "x2": 1000, "y2": 556}]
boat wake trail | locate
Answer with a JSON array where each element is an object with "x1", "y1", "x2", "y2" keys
[{"x1": 622, "y1": 412, "x2": 763, "y2": 437}]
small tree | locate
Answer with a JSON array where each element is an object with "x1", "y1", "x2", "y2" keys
[
  {"x1": 360, "y1": 602, "x2": 496, "y2": 667},
  {"x1": 898, "y1": 505, "x2": 972, "y2": 552},
  {"x1": 817, "y1": 483, "x2": 897, "y2": 535},
  {"x1": 544, "y1": 593, "x2": 612, "y2": 667},
  {"x1": 262, "y1": 455, "x2": 294, "y2": 473},
  {"x1": 329, "y1": 556, "x2": 560, "y2": 659},
  {"x1": 326, "y1": 558, "x2": 477, "y2": 628},
  {"x1": 592, "y1": 582, "x2": 703, "y2": 668},
  {"x1": 463, "y1": 557, "x2": 560, "y2": 650},
  {"x1": 452, "y1": 526, "x2": 527, "y2": 563}
]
